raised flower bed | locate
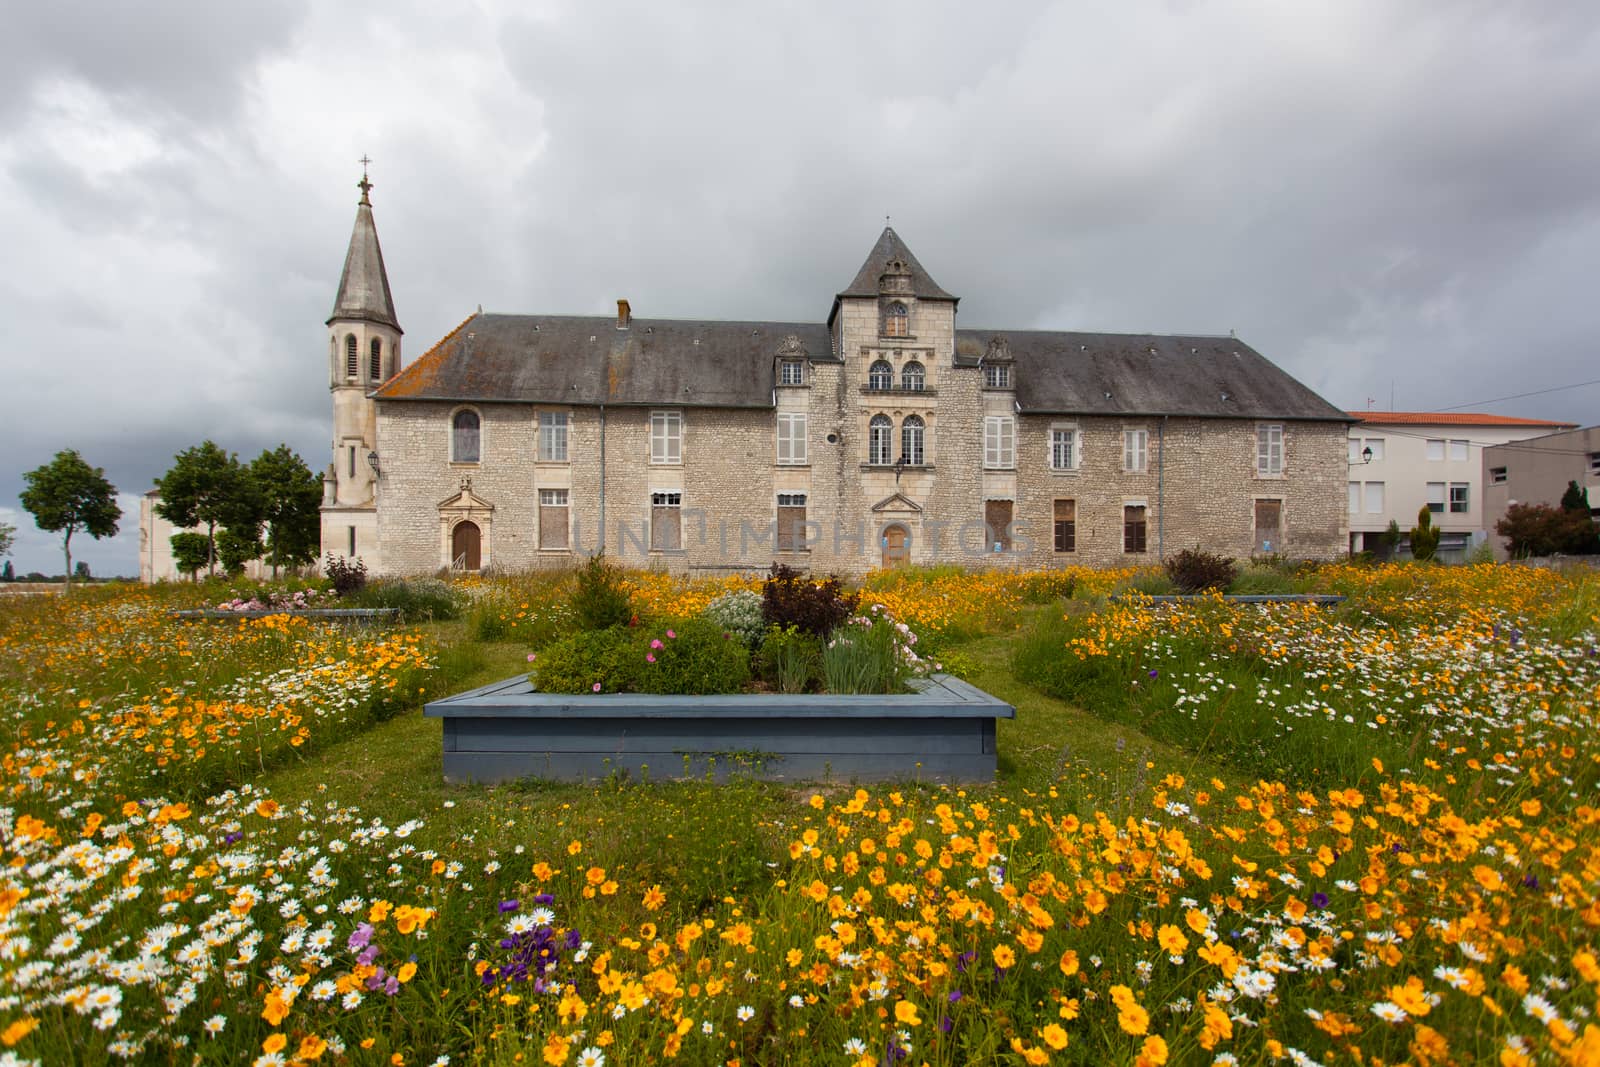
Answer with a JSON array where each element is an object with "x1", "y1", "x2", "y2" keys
[{"x1": 424, "y1": 672, "x2": 1014, "y2": 784}]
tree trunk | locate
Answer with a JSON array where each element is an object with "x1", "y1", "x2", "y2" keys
[
  {"x1": 62, "y1": 528, "x2": 73, "y2": 594},
  {"x1": 206, "y1": 520, "x2": 216, "y2": 577}
]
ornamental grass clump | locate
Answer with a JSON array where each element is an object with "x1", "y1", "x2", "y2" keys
[
  {"x1": 821, "y1": 603, "x2": 936, "y2": 694},
  {"x1": 754, "y1": 624, "x2": 823, "y2": 692}
]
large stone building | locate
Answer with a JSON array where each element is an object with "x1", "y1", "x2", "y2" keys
[{"x1": 322, "y1": 182, "x2": 1353, "y2": 576}]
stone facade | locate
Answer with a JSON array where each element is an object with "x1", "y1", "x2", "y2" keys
[{"x1": 317, "y1": 197, "x2": 1351, "y2": 577}]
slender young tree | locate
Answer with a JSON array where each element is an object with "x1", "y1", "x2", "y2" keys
[
  {"x1": 0, "y1": 519, "x2": 14, "y2": 562},
  {"x1": 250, "y1": 444, "x2": 324, "y2": 576},
  {"x1": 154, "y1": 441, "x2": 263, "y2": 576},
  {"x1": 18, "y1": 449, "x2": 122, "y2": 592}
]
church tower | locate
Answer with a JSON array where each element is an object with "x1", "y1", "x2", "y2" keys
[{"x1": 320, "y1": 168, "x2": 402, "y2": 567}]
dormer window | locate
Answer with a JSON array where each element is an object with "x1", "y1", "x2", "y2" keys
[
  {"x1": 901, "y1": 361, "x2": 925, "y2": 391},
  {"x1": 779, "y1": 359, "x2": 806, "y2": 386},
  {"x1": 882, "y1": 302, "x2": 909, "y2": 338},
  {"x1": 983, "y1": 363, "x2": 1012, "y2": 389},
  {"x1": 868, "y1": 360, "x2": 894, "y2": 390},
  {"x1": 345, "y1": 335, "x2": 358, "y2": 379},
  {"x1": 369, "y1": 338, "x2": 383, "y2": 381}
]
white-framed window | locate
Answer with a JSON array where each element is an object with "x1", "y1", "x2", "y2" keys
[
  {"x1": 1349, "y1": 481, "x2": 1361, "y2": 514},
  {"x1": 883, "y1": 302, "x2": 909, "y2": 338},
  {"x1": 1426, "y1": 481, "x2": 1446, "y2": 513},
  {"x1": 1050, "y1": 428, "x2": 1077, "y2": 471},
  {"x1": 1364, "y1": 481, "x2": 1384, "y2": 514},
  {"x1": 1449, "y1": 439, "x2": 1469, "y2": 462},
  {"x1": 1590, "y1": 452, "x2": 1600, "y2": 475},
  {"x1": 1123, "y1": 428, "x2": 1148, "y2": 473},
  {"x1": 901, "y1": 415, "x2": 925, "y2": 466},
  {"x1": 777, "y1": 412, "x2": 807, "y2": 465},
  {"x1": 650, "y1": 410, "x2": 682, "y2": 465},
  {"x1": 984, "y1": 415, "x2": 1015, "y2": 469},
  {"x1": 1490, "y1": 466, "x2": 1508, "y2": 484},
  {"x1": 1426, "y1": 439, "x2": 1445, "y2": 461},
  {"x1": 983, "y1": 363, "x2": 1011, "y2": 389},
  {"x1": 868, "y1": 415, "x2": 894, "y2": 465},
  {"x1": 901, "y1": 361, "x2": 925, "y2": 391},
  {"x1": 1449, "y1": 483, "x2": 1469, "y2": 513},
  {"x1": 538, "y1": 488, "x2": 569, "y2": 549},
  {"x1": 451, "y1": 409, "x2": 481, "y2": 463},
  {"x1": 1256, "y1": 423, "x2": 1284, "y2": 476},
  {"x1": 868, "y1": 360, "x2": 894, "y2": 390},
  {"x1": 1347, "y1": 438, "x2": 1362, "y2": 463},
  {"x1": 650, "y1": 491, "x2": 682, "y2": 551},
  {"x1": 1365, "y1": 438, "x2": 1385, "y2": 462},
  {"x1": 538, "y1": 411, "x2": 568, "y2": 462},
  {"x1": 777, "y1": 493, "x2": 807, "y2": 552},
  {"x1": 779, "y1": 359, "x2": 806, "y2": 386}
]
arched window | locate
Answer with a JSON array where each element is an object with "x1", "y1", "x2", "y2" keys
[
  {"x1": 901, "y1": 361, "x2": 925, "y2": 391},
  {"x1": 868, "y1": 415, "x2": 894, "y2": 466},
  {"x1": 901, "y1": 415, "x2": 925, "y2": 466},
  {"x1": 868, "y1": 360, "x2": 893, "y2": 390},
  {"x1": 883, "y1": 302, "x2": 909, "y2": 338},
  {"x1": 345, "y1": 335, "x2": 358, "y2": 379},
  {"x1": 452, "y1": 409, "x2": 481, "y2": 463},
  {"x1": 369, "y1": 338, "x2": 382, "y2": 381}
]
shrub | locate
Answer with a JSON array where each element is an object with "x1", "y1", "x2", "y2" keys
[
  {"x1": 1498, "y1": 502, "x2": 1598, "y2": 557},
  {"x1": 639, "y1": 617, "x2": 750, "y2": 695},
  {"x1": 531, "y1": 617, "x2": 749, "y2": 695},
  {"x1": 704, "y1": 589, "x2": 765, "y2": 649},
  {"x1": 347, "y1": 578, "x2": 462, "y2": 621},
  {"x1": 1163, "y1": 548, "x2": 1237, "y2": 593},
  {"x1": 1409, "y1": 506, "x2": 1440, "y2": 562},
  {"x1": 761, "y1": 563, "x2": 857, "y2": 638},
  {"x1": 570, "y1": 553, "x2": 634, "y2": 631},
  {"x1": 754, "y1": 625, "x2": 823, "y2": 693},
  {"x1": 324, "y1": 555, "x2": 368, "y2": 596}
]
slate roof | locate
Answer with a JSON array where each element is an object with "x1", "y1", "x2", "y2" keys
[
  {"x1": 374, "y1": 314, "x2": 835, "y2": 408},
  {"x1": 328, "y1": 196, "x2": 402, "y2": 332},
  {"x1": 1346, "y1": 411, "x2": 1577, "y2": 428},
  {"x1": 829, "y1": 227, "x2": 957, "y2": 327},
  {"x1": 956, "y1": 330, "x2": 1352, "y2": 421}
]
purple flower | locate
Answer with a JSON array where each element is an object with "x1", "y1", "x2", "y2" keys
[
  {"x1": 1310, "y1": 891, "x2": 1329, "y2": 909},
  {"x1": 347, "y1": 923, "x2": 374, "y2": 950},
  {"x1": 533, "y1": 893, "x2": 555, "y2": 905},
  {"x1": 1148, "y1": 669, "x2": 1159, "y2": 678},
  {"x1": 947, "y1": 990, "x2": 963, "y2": 1003},
  {"x1": 498, "y1": 899, "x2": 520, "y2": 913}
]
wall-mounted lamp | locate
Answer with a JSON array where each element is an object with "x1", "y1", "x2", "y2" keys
[
  {"x1": 1361, "y1": 445, "x2": 1373, "y2": 464},
  {"x1": 368, "y1": 451, "x2": 381, "y2": 475}
]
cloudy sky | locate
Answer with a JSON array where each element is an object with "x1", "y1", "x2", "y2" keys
[{"x1": 3, "y1": 0, "x2": 1599, "y2": 575}]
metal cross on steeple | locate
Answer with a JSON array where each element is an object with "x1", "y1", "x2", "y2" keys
[{"x1": 358, "y1": 155, "x2": 373, "y2": 204}]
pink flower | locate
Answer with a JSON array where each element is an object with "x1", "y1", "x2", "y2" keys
[
  {"x1": 666, "y1": 629, "x2": 676, "y2": 639},
  {"x1": 527, "y1": 653, "x2": 537, "y2": 662},
  {"x1": 592, "y1": 683, "x2": 602, "y2": 692},
  {"x1": 646, "y1": 653, "x2": 656, "y2": 663},
  {"x1": 650, "y1": 639, "x2": 664, "y2": 650}
]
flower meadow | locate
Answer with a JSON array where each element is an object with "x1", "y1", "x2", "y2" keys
[{"x1": 1, "y1": 563, "x2": 1599, "y2": 1066}]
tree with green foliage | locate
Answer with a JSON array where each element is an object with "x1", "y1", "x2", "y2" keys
[
  {"x1": 169, "y1": 532, "x2": 211, "y2": 580},
  {"x1": 1409, "y1": 505, "x2": 1440, "y2": 562},
  {"x1": 250, "y1": 444, "x2": 324, "y2": 576},
  {"x1": 1, "y1": 560, "x2": 13, "y2": 581},
  {"x1": 154, "y1": 441, "x2": 263, "y2": 577},
  {"x1": 1379, "y1": 520, "x2": 1402, "y2": 560},
  {"x1": 0, "y1": 519, "x2": 13, "y2": 561},
  {"x1": 1561, "y1": 479, "x2": 1591, "y2": 514},
  {"x1": 18, "y1": 449, "x2": 122, "y2": 592}
]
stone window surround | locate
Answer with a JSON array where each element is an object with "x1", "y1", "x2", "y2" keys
[
  {"x1": 650, "y1": 409, "x2": 683, "y2": 466},
  {"x1": 1122, "y1": 426, "x2": 1150, "y2": 474},
  {"x1": 1256, "y1": 422, "x2": 1285, "y2": 479},
  {"x1": 864, "y1": 410, "x2": 935, "y2": 467},
  {"x1": 449, "y1": 405, "x2": 483, "y2": 466},
  {"x1": 1049, "y1": 422, "x2": 1080, "y2": 473},
  {"x1": 983, "y1": 414, "x2": 1015, "y2": 470},
  {"x1": 776, "y1": 411, "x2": 808, "y2": 466},
  {"x1": 537, "y1": 410, "x2": 569, "y2": 464}
]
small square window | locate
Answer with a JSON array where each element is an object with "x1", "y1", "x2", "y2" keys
[
  {"x1": 1365, "y1": 438, "x2": 1385, "y2": 462},
  {"x1": 779, "y1": 360, "x2": 806, "y2": 386},
  {"x1": 1426, "y1": 439, "x2": 1445, "y2": 461},
  {"x1": 983, "y1": 364, "x2": 1011, "y2": 389},
  {"x1": 1449, "y1": 483, "x2": 1469, "y2": 513},
  {"x1": 1426, "y1": 482, "x2": 1446, "y2": 513},
  {"x1": 1448, "y1": 439, "x2": 1469, "y2": 462},
  {"x1": 1489, "y1": 466, "x2": 1508, "y2": 485}
]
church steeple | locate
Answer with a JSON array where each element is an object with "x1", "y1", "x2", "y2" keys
[
  {"x1": 828, "y1": 226, "x2": 958, "y2": 329},
  {"x1": 328, "y1": 166, "x2": 402, "y2": 333}
]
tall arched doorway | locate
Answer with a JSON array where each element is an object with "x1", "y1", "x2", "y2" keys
[
  {"x1": 452, "y1": 520, "x2": 481, "y2": 571},
  {"x1": 881, "y1": 523, "x2": 910, "y2": 569}
]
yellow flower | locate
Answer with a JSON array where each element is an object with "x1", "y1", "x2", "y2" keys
[
  {"x1": 1041, "y1": 1023, "x2": 1069, "y2": 1050},
  {"x1": 1156, "y1": 924, "x2": 1188, "y2": 956},
  {"x1": 263, "y1": 1033, "x2": 288, "y2": 1055},
  {"x1": 297, "y1": 1034, "x2": 329, "y2": 1061},
  {"x1": 1059, "y1": 949, "x2": 1079, "y2": 977},
  {"x1": 396, "y1": 962, "x2": 418, "y2": 984},
  {"x1": 1135, "y1": 1035, "x2": 1168, "y2": 1067},
  {"x1": 993, "y1": 944, "x2": 1017, "y2": 969},
  {"x1": 895, "y1": 1000, "x2": 922, "y2": 1027}
]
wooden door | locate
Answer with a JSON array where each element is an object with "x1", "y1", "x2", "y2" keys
[
  {"x1": 452, "y1": 520, "x2": 481, "y2": 571},
  {"x1": 1254, "y1": 499, "x2": 1282, "y2": 554},
  {"x1": 881, "y1": 524, "x2": 909, "y2": 568}
]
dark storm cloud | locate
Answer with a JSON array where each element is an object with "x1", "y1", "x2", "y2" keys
[{"x1": 3, "y1": 0, "x2": 1600, "y2": 575}]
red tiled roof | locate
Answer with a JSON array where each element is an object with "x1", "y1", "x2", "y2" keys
[{"x1": 1346, "y1": 411, "x2": 1578, "y2": 428}]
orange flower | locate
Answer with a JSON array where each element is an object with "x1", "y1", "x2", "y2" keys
[{"x1": 895, "y1": 1000, "x2": 922, "y2": 1027}]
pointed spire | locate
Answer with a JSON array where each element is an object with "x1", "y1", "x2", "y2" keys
[
  {"x1": 327, "y1": 163, "x2": 402, "y2": 332},
  {"x1": 836, "y1": 226, "x2": 957, "y2": 302}
]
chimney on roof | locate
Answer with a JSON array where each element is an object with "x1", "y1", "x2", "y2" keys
[{"x1": 617, "y1": 299, "x2": 631, "y2": 329}]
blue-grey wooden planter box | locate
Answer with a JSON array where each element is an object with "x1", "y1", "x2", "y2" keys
[{"x1": 424, "y1": 673, "x2": 1015, "y2": 784}]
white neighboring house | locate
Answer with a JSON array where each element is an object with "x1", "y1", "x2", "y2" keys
[
  {"x1": 139, "y1": 491, "x2": 270, "y2": 583},
  {"x1": 1346, "y1": 412, "x2": 1577, "y2": 561}
]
